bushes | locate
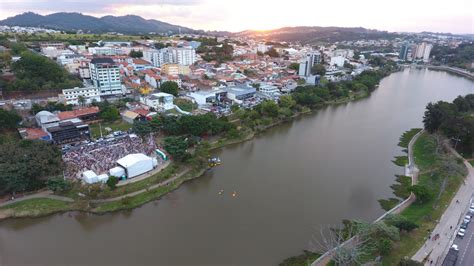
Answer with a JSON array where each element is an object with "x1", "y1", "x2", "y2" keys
[
  {"x1": 7, "y1": 50, "x2": 82, "y2": 91},
  {"x1": 106, "y1": 176, "x2": 119, "y2": 190},
  {"x1": 46, "y1": 177, "x2": 72, "y2": 192}
]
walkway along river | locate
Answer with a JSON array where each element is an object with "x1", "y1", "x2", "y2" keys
[{"x1": 0, "y1": 68, "x2": 473, "y2": 265}]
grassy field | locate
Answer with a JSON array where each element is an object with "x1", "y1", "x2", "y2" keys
[
  {"x1": 61, "y1": 163, "x2": 178, "y2": 200},
  {"x1": 0, "y1": 198, "x2": 72, "y2": 218},
  {"x1": 381, "y1": 133, "x2": 466, "y2": 265},
  {"x1": 399, "y1": 128, "x2": 423, "y2": 149},
  {"x1": 92, "y1": 167, "x2": 204, "y2": 213},
  {"x1": 88, "y1": 121, "x2": 132, "y2": 139}
]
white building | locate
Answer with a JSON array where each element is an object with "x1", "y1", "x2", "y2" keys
[
  {"x1": 88, "y1": 47, "x2": 126, "y2": 56},
  {"x1": 330, "y1": 56, "x2": 345, "y2": 67},
  {"x1": 422, "y1": 44, "x2": 433, "y2": 62},
  {"x1": 143, "y1": 47, "x2": 196, "y2": 67},
  {"x1": 259, "y1": 83, "x2": 281, "y2": 98},
  {"x1": 299, "y1": 51, "x2": 321, "y2": 77},
  {"x1": 60, "y1": 86, "x2": 101, "y2": 105},
  {"x1": 117, "y1": 153, "x2": 157, "y2": 178},
  {"x1": 89, "y1": 58, "x2": 125, "y2": 95},
  {"x1": 140, "y1": 92, "x2": 175, "y2": 111}
]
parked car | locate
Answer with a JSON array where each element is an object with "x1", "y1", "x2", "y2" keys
[
  {"x1": 458, "y1": 228, "x2": 466, "y2": 238},
  {"x1": 461, "y1": 221, "x2": 469, "y2": 229},
  {"x1": 451, "y1": 244, "x2": 459, "y2": 251},
  {"x1": 469, "y1": 204, "x2": 474, "y2": 213},
  {"x1": 464, "y1": 215, "x2": 471, "y2": 224}
]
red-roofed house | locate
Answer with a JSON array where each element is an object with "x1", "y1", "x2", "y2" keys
[{"x1": 57, "y1": 106, "x2": 100, "y2": 122}]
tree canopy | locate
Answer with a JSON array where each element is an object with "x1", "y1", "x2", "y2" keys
[
  {"x1": 0, "y1": 109, "x2": 21, "y2": 130},
  {"x1": 0, "y1": 140, "x2": 63, "y2": 195},
  {"x1": 160, "y1": 81, "x2": 179, "y2": 96},
  {"x1": 6, "y1": 50, "x2": 82, "y2": 91}
]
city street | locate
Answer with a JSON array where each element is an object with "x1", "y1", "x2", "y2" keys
[
  {"x1": 413, "y1": 158, "x2": 474, "y2": 265},
  {"x1": 451, "y1": 199, "x2": 474, "y2": 266}
]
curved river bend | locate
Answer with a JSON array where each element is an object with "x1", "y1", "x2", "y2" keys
[{"x1": 1, "y1": 69, "x2": 473, "y2": 265}]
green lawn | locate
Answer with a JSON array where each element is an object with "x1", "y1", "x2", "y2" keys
[
  {"x1": 88, "y1": 120, "x2": 132, "y2": 139},
  {"x1": 61, "y1": 163, "x2": 178, "y2": 200},
  {"x1": 392, "y1": 156, "x2": 408, "y2": 167},
  {"x1": 398, "y1": 128, "x2": 423, "y2": 148},
  {"x1": 93, "y1": 168, "x2": 204, "y2": 213},
  {"x1": 381, "y1": 132, "x2": 466, "y2": 265},
  {"x1": 0, "y1": 198, "x2": 72, "y2": 218}
]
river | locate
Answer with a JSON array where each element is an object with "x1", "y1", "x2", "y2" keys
[{"x1": 0, "y1": 68, "x2": 473, "y2": 265}]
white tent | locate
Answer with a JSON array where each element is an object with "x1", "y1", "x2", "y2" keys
[
  {"x1": 83, "y1": 170, "x2": 98, "y2": 184},
  {"x1": 109, "y1": 166, "x2": 126, "y2": 178},
  {"x1": 97, "y1": 174, "x2": 109, "y2": 184},
  {"x1": 117, "y1": 153, "x2": 154, "y2": 178}
]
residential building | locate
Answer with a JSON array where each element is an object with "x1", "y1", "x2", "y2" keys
[
  {"x1": 299, "y1": 51, "x2": 321, "y2": 77},
  {"x1": 57, "y1": 107, "x2": 100, "y2": 122},
  {"x1": 143, "y1": 47, "x2": 196, "y2": 67},
  {"x1": 330, "y1": 56, "x2": 345, "y2": 67},
  {"x1": 89, "y1": 58, "x2": 125, "y2": 95},
  {"x1": 60, "y1": 86, "x2": 101, "y2": 105},
  {"x1": 140, "y1": 92, "x2": 175, "y2": 111},
  {"x1": 259, "y1": 83, "x2": 281, "y2": 98},
  {"x1": 162, "y1": 64, "x2": 191, "y2": 76}
]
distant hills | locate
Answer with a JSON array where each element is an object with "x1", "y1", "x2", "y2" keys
[
  {"x1": 235, "y1": 26, "x2": 400, "y2": 44},
  {"x1": 0, "y1": 12, "x2": 403, "y2": 43},
  {"x1": 0, "y1": 12, "x2": 196, "y2": 34}
]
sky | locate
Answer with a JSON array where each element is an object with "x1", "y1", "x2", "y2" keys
[{"x1": 0, "y1": 0, "x2": 473, "y2": 34}]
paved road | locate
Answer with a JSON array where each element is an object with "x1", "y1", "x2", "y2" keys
[
  {"x1": 456, "y1": 216, "x2": 474, "y2": 266},
  {"x1": 412, "y1": 152, "x2": 474, "y2": 265}
]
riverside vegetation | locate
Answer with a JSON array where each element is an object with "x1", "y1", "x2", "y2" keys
[
  {"x1": 286, "y1": 95, "x2": 473, "y2": 266},
  {"x1": 0, "y1": 61, "x2": 398, "y2": 219}
]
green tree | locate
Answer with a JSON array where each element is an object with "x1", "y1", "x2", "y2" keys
[
  {"x1": 129, "y1": 50, "x2": 143, "y2": 58},
  {"x1": 311, "y1": 64, "x2": 326, "y2": 76},
  {"x1": 160, "y1": 81, "x2": 179, "y2": 96},
  {"x1": 260, "y1": 100, "x2": 280, "y2": 118},
  {"x1": 46, "y1": 177, "x2": 72, "y2": 192},
  {"x1": 78, "y1": 95, "x2": 86, "y2": 106},
  {"x1": 265, "y1": 48, "x2": 279, "y2": 57},
  {"x1": 99, "y1": 105, "x2": 120, "y2": 122},
  {"x1": 0, "y1": 109, "x2": 21, "y2": 130},
  {"x1": 0, "y1": 140, "x2": 63, "y2": 195},
  {"x1": 163, "y1": 136, "x2": 189, "y2": 161},
  {"x1": 278, "y1": 95, "x2": 296, "y2": 109},
  {"x1": 385, "y1": 214, "x2": 419, "y2": 232},
  {"x1": 410, "y1": 184, "x2": 432, "y2": 204},
  {"x1": 106, "y1": 176, "x2": 119, "y2": 190},
  {"x1": 133, "y1": 120, "x2": 152, "y2": 136},
  {"x1": 289, "y1": 63, "x2": 299, "y2": 72}
]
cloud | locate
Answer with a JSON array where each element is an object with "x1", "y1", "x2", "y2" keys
[{"x1": 0, "y1": 0, "x2": 204, "y2": 16}]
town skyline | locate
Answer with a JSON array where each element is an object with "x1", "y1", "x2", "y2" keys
[{"x1": 0, "y1": 0, "x2": 473, "y2": 34}]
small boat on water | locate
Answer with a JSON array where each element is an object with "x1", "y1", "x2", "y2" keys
[{"x1": 208, "y1": 156, "x2": 222, "y2": 167}]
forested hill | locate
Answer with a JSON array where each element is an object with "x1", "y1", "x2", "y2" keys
[{"x1": 0, "y1": 12, "x2": 197, "y2": 35}]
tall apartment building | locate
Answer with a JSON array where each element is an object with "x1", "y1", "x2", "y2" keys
[
  {"x1": 143, "y1": 47, "x2": 196, "y2": 67},
  {"x1": 400, "y1": 42, "x2": 432, "y2": 62},
  {"x1": 89, "y1": 58, "x2": 124, "y2": 95},
  {"x1": 298, "y1": 51, "x2": 321, "y2": 77}
]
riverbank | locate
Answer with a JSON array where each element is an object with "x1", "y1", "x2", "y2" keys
[
  {"x1": 381, "y1": 132, "x2": 468, "y2": 265},
  {"x1": 410, "y1": 65, "x2": 474, "y2": 80},
  {"x1": 0, "y1": 67, "x2": 396, "y2": 221}
]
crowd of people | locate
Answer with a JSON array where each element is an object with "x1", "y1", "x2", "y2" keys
[{"x1": 63, "y1": 134, "x2": 158, "y2": 180}]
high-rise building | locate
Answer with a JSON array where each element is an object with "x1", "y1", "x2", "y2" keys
[
  {"x1": 298, "y1": 51, "x2": 321, "y2": 77},
  {"x1": 422, "y1": 44, "x2": 433, "y2": 62},
  {"x1": 143, "y1": 47, "x2": 196, "y2": 67},
  {"x1": 399, "y1": 43, "x2": 409, "y2": 60},
  {"x1": 89, "y1": 58, "x2": 124, "y2": 95}
]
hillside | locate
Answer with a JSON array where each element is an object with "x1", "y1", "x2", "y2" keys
[
  {"x1": 235, "y1": 26, "x2": 400, "y2": 43},
  {"x1": 0, "y1": 12, "x2": 196, "y2": 34}
]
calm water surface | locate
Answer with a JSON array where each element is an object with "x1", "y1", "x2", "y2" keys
[{"x1": 0, "y1": 69, "x2": 473, "y2": 265}]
